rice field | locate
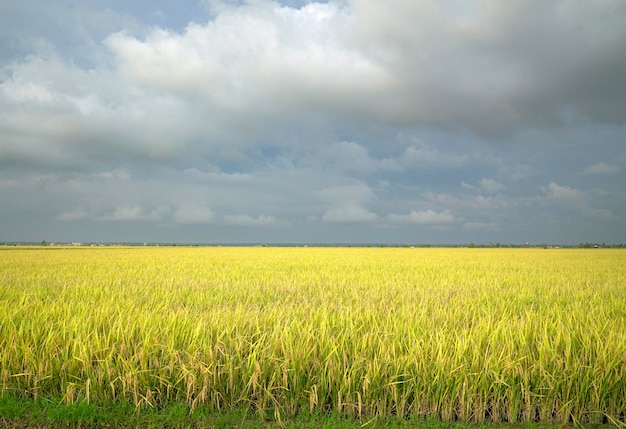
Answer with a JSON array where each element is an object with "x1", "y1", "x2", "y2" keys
[{"x1": 1, "y1": 246, "x2": 625, "y2": 425}]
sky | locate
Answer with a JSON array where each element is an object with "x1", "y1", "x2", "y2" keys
[{"x1": 1, "y1": 0, "x2": 625, "y2": 245}]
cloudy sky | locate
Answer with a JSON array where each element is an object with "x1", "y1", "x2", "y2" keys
[{"x1": 1, "y1": 0, "x2": 625, "y2": 244}]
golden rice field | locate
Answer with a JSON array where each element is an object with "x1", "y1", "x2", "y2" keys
[{"x1": 1, "y1": 246, "x2": 625, "y2": 425}]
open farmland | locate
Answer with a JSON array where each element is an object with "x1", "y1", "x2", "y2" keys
[{"x1": 1, "y1": 247, "x2": 625, "y2": 426}]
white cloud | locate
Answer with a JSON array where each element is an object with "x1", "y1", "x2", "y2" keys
[
  {"x1": 480, "y1": 178, "x2": 505, "y2": 194},
  {"x1": 461, "y1": 178, "x2": 506, "y2": 193},
  {"x1": 402, "y1": 144, "x2": 468, "y2": 168},
  {"x1": 321, "y1": 141, "x2": 401, "y2": 173},
  {"x1": 223, "y1": 214, "x2": 280, "y2": 226},
  {"x1": 2, "y1": 78, "x2": 55, "y2": 104},
  {"x1": 423, "y1": 192, "x2": 512, "y2": 213},
  {"x1": 173, "y1": 205, "x2": 215, "y2": 224},
  {"x1": 582, "y1": 162, "x2": 621, "y2": 175},
  {"x1": 543, "y1": 182, "x2": 612, "y2": 219},
  {"x1": 0, "y1": 178, "x2": 17, "y2": 189},
  {"x1": 322, "y1": 204, "x2": 378, "y2": 223},
  {"x1": 463, "y1": 221, "x2": 501, "y2": 231},
  {"x1": 544, "y1": 182, "x2": 583, "y2": 201},
  {"x1": 97, "y1": 206, "x2": 144, "y2": 221},
  {"x1": 103, "y1": 1, "x2": 390, "y2": 116},
  {"x1": 95, "y1": 169, "x2": 131, "y2": 181},
  {"x1": 388, "y1": 209, "x2": 455, "y2": 225},
  {"x1": 318, "y1": 183, "x2": 373, "y2": 205},
  {"x1": 57, "y1": 208, "x2": 90, "y2": 221}
]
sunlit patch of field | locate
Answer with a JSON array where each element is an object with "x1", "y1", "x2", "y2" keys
[{"x1": 1, "y1": 247, "x2": 625, "y2": 425}]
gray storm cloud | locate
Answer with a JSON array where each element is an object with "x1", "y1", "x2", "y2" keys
[{"x1": 0, "y1": 0, "x2": 625, "y2": 244}]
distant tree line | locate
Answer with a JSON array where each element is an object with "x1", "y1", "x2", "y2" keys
[{"x1": 1, "y1": 241, "x2": 625, "y2": 248}]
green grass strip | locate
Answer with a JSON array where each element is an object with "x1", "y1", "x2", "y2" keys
[{"x1": 0, "y1": 395, "x2": 617, "y2": 429}]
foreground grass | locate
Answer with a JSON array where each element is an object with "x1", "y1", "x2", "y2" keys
[
  {"x1": 1, "y1": 247, "x2": 626, "y2": 426},
  {"x1": 1, "y1": 395, "x2": 615, "y2": 428}
]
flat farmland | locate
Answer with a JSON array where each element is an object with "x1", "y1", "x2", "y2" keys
[{"x1": 1, "y1": 247, "x2": 625, "y2": 426}]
